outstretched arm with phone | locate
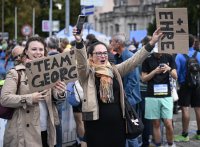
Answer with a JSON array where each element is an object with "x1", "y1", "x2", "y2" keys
[
  {"x1": 73, "y1": 15, "x2": 89, "y2": 83},
  {"x1": 76, "y1": 15, "x2": 86, "y2": 35}
]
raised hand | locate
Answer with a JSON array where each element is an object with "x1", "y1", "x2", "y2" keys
[
  {"x1": 53, "y1": 81, "x2": 66, "y2": 96},
  {"x1": 149, "y1": 27, "x2": 163, "y2": 46},
  {"x1": 32, "y1": 89, "x2": 49, "y2": 103},
  {"x1": 73, "y1": 26, "x2": 83, "y2": 42}
]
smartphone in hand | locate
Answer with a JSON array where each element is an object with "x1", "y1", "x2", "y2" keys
[
  {"x1": 76, "y1": 15, "x2": 86, "y2": 34},
  {"x1": 159, "y1": 63, "x2": 165, "y2": 68}
]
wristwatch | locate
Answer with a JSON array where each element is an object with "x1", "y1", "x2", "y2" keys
[{"x1": 58, "y1": 92, "x2": 66, "y2": 98}]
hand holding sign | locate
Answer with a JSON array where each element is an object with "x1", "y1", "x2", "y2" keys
[
  {"x1": 25, "y1": 51, "x2": 77, "y2": 93},
  {"x1": 149, "y1": 28, "x2": 163, "y2": 46},
  {"x1": 32, "y1": 90, "x2": 49, "y2": 103},
  {"x1": 53, "y1": 81, "x2": 66, "y2": 95}
]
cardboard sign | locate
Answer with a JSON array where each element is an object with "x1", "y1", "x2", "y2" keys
[
  {"x1": 156, "y1": 8, "x2": 188, "y2": 54},
  {"x1": 25, "y1": 50, "x2": 77, "y2": 92}
]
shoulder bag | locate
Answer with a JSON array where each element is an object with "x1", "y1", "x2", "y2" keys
[
  {"x1": 125, "y1": 97, "x2": 144, "y2": 139},
  {"x1": 0, "y1": 70, "x2": 21, "y2": 119}
]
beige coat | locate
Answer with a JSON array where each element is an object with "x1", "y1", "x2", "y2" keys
[
  {"x1": 75, "y1": 45, "x2": 150, "y2": 121},
  {"x1": 0, "y1": 64, "x2": 62, "y2": 147}
]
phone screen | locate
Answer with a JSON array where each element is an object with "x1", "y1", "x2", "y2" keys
[
  {"x1": 159, "y1": 63, "x2": 165, "y2": 68},
  {"x1": 76, "y1": 15, "x2": 86, "y2": 34}
]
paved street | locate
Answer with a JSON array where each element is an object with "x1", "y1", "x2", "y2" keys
[{"x1": 173, "y1": 109, "x2": 200, "y2": 147}]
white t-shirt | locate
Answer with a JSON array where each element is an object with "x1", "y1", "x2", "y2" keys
[
  {"x1": 74, "y1": 80, "x2": 84, "y2": 101},
  {"x1": 39, "y1": 100, "x2": 48, "y2": 131}
]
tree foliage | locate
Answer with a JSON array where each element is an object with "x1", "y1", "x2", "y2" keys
[{"x1": 0, "y1": 0, "x2": 80, "y2": 40}]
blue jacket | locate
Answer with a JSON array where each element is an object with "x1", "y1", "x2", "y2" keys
[
  {"x1": 175, "y1": 47, "x2": 200, "y2": 84},
  {"x1": 115, "y1": 48, "x2": 141, "y2": 106}
]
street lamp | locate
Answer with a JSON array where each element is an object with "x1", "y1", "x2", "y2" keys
[
  {"x1": 15, "y1": 7, "x2": 17, "y2": 40},
  {"x1": 32, "y1": 7, "x2": 35, "y2": 36},
  {"x1": 65, "y1": 0, "x2": 70, "y2": 35},
  {"x1": 55, "y1": 3, "x2": 62, "y2": 10},
  {"x1": 49, "y1": 0, "x2": 53, "y2": 36}
]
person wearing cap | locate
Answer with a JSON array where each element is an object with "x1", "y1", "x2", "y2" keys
[{"x1": 141, "y1": 45, "x2": 177, "y2": 147}]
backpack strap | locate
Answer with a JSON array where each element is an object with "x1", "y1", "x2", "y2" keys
[
  {"x1": 183, "y1": 51, "x2": 198, "y2": 60},
  {"x1": 66, "y1": 82, "x2": 75, "y2": 94},
  {"x1": 183, "y1": 54, "x2": 189, "y2": 60},
  {"x1": 74, "y1": 83, "x2": 81, "y2": 101},
  {"x1": 16, "y1": 70, "x2": 22, "y2": 94},
  {"x1": 192, "y1": 51, "x2": 198, "y2": 58}
]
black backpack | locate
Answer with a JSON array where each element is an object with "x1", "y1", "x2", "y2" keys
[{"x1": 183, "y1": 51, "x2": 200, "y2": 88}]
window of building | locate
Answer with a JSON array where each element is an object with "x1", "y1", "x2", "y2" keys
[
  {"x1": 114, "y1": 0, "x2": 127, "y2": 6},
  {"x1": 101, "y1": 24, "x2": 103, "y2": 33},
  {"x1": 115, "y1": 24, "x2": 120, "y2": 32},
  {"x1": 129, "y1": 23, "x2": 137, "y2": 31},
  {"x1": 110, "y1": 26, "x2": 113, "y2": 36},
  {"x1": 105, "y1": 25, "x2": 108, "y2": 35}
]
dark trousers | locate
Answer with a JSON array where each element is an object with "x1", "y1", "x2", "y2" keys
[
  {"x1": 41, "y1": 131, "x2": 49, "y2": 147},
  {"x1": 140, "y1": 91, "x2": 152, "y2": 147}
]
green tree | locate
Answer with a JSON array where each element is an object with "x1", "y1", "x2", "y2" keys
[
  {"x1": 147, "y1": 18, "x2": 156, "y2": 36},
  {"x1": 36, "y1": 0, "x2": 80, "y2": 37},
  {"x1": 0, "y1": 0, "x2": 41, "y2": 40},
  {"x1": 0, "y1": 0, "x2": 81, "y2": 40}
]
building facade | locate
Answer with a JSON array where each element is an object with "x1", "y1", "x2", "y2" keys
[{"x1": 88, "y1": 0, "x2": 170, "y2": 39}]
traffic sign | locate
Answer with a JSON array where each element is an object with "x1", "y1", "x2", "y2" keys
[
  {"x1": 21, "y1": 24, "x2": 32, "y2": 36},
  {"x1": 81, "y1": 5, "x2": 94, "y2": 16},
  {"x1": 81, "y1": 0, "x2": 104, "y2": 6},
  {"x1": 42, "y1": 20, "x2": 60, "y2": 32},
  {"x1": 0, "y1": 32, "x2": 9, "y2": 40}
]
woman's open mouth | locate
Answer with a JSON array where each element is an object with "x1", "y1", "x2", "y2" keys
[{"x1": 100, "y1": 60, "x2": 106, "y2": 64}]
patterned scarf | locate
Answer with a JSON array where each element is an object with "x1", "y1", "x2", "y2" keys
[{"x1": 89, "y1": 60, "x2": 114, "y2": 103}]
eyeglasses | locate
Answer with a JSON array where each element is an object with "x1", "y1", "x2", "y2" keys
[
  {"x1": 93, "y1": 51, "x2": 108, "y2": 57},
  {"x1": 13, "y1": 55, "x2": 21, "y2": 60}
]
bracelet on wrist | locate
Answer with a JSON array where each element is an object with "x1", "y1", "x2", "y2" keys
[
  {"x1": 76, "y1": 39, "x2": 84, "y2": 49},
  {"x1": 58, "y1": 92, "x2": 65, "y2": 98},
  {"x1": 145, "y1": 43, "x2": 155, "y2": 52}
]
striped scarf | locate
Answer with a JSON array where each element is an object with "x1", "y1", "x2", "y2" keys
[{"x1": 89, "y1": 60, "x2": 114, "y2": 103}]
